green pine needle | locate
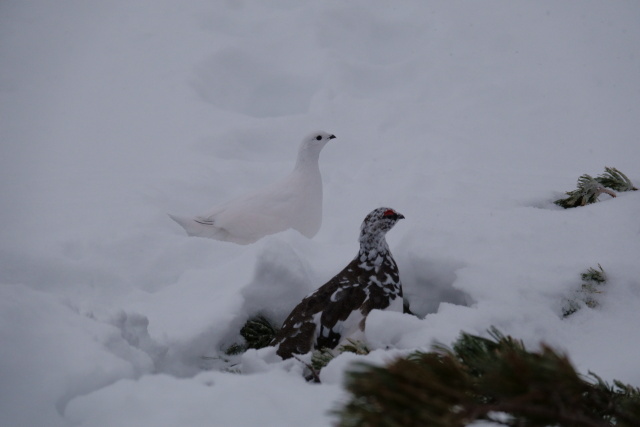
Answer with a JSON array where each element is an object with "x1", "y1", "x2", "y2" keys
[
  {"x1": 563, "y1": 264, "x2": 607, "y2": 317},
  {"x1": 240, "y1": 315, "x2": 279, "y2": 350},
  {"x1": 580, "y1": 264, "x2": 607, "y2": 283},
  {"x1": 339, "y1": 339, "x2": 370, "y2": 355},
  {"x1": 311, "y1": 348, "x2": 335, "y2": 371},
  {"x1": 335, "y1": 328, "x2": 640, "y2": 426},
  {"x1": 311, "y1": 339, "x2": 371, "y2": 371},
  {"x1": 596, "y1": 167, "x2": 638, "y2": 192},
  {"x1": 554, "y1": 174, "x2": 616, "y2": 208},
  {"x1": 224, "y1": 343, "x2": 246, "y2": 356},
  {"x1": 223, "y1": 314, "x2": 280, "y2": 356},
  {"x1": 555, "y1": 167, "x2": 636, "y2": 209}
]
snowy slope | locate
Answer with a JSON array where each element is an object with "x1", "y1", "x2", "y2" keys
[{"x1": 1, "y1": 1, "x2": 639, "y2": 426}]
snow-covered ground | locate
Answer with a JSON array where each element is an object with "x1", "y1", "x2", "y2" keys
[{"x1": 2, "y1": 1, "x2": 639, "y2": 426}]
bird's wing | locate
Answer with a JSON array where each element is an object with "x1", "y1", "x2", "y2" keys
[
  {"x1": 201, "y1": 176, "x2": 303, "y2": 240},
  {"x1": 272, "y1": 295, "x2": 319, "y2": 359},
  {"x1": 315, "y1": 272, "x2": 368, "y2": 350},
  {"x1": 273, "y1": 259, "x2": 362, "y2": 358}
]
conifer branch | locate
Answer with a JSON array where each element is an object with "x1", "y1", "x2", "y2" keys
[
  {"x1": 555, "y1": 174, "x2": 616, "y2": 209},
  {"x1": 563, "y1": 264, "x2": 607, "y2": 317},
  {"x1": 335, "y1": 328, "x2": 640, "y2": 426},
  {"x1": 294, "y1": 355, "x2": 322, "y2": 383},
  {"x1": 596, "y1": 167, "x2": 638, "y2": 192},
  {"x1": 240, "y1": 314, "x2": 278, "y2": 349},
  {"x1": 223, "y1": 314, "x2": 279, "y2": 356},
  {"x1": 555, "y1": 167, "x2": 636, "y2": 209},
  {"x1": 311, "y1": 339, "x2": 370, "y2": 372}
]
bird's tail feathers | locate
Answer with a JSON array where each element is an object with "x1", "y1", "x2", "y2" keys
[{"x1": 168, "y1": 213, "x2": 213, "y2": 237}]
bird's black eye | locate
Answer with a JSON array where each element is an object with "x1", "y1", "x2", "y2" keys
[{"x1": 315, "y1": 135, "x2": 322, "y2": 140}]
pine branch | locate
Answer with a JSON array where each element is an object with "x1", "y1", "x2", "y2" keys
[
  {"x1": 311, "y1": 348, "x2": 335, "y2": 371},
  {"x1": 563, "y1": 265, "x2": 607, "y2": 317},
  {"x1": 335, "y1": 328, "x2": 640, "y2": 426},
  {"x1": 555, "y1": 174, "x2": 616, "y2": 209},
  {"x1": 339, "y1": 339, "x2": 370, "y2": 355},
  {"x1": 294, "y1": 355, "x2": 322, "y2": 383},
  {"x1": 223, "y1": 314, "x2": 279, "y2": 356},
  {"x1": 554, "y1": 166, "x2": 636, "y2": 209},
  {"x1": 240, "y1": 314, "x2": 278, "y2": 350},
  {"x1": 224, "y1": 343, "x2": 246, "y2": 356},
  {"x1": 311, "y1": 339, "x2": 370, "y2": 372},
  {"x1": 581, "y1": 264, "x2": 607, "y2": 283},
  {"x1": 596, "y1": 167, "x2": 638, "y2": 192}
]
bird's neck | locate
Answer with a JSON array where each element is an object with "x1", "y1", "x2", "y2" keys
[
  {"x1": 358, "y1": 235, "x2": 390, "y2": 264},
  {"x1": 293, "y1": 144, "x2": 322, "y2": 172}
]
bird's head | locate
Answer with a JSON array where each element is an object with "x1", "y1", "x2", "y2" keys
[
  {"x1": 359, "y1": 207, "x2": 405, "y2": 252},
  {"x1": 295, "y1": 131, "x2": 337, "y2": 166},
  {"x1": 305, "y1": 131, "x2": 337, "y2": 144}
]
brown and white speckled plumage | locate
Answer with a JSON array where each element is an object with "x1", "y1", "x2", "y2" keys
[{"x1": 272, "y1": 207, "x2": 405, "y2": 359}]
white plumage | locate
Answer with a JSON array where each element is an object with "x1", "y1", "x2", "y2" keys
[{"x1": 169, "y1": 131, "x2": 336, "y2": 244}]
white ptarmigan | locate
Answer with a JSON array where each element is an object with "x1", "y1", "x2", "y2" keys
[
  {"x1": 169, "y1": 131, "x2": 336, "y2": 244},
  {"x1": 271, "y1": 207, "x2": 405, "y2": 359}
]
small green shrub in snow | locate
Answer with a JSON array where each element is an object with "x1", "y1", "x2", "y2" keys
[
  {"x1": 562, "y1": 264, "x2": 607, "y2": 317},
  {"x1": 554, "y1": 166, "x2": 636, "y2": 209}
]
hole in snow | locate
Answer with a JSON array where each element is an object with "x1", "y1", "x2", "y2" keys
[{"x1": 398, "y1": 255, "x2": 473, "y2": 318}]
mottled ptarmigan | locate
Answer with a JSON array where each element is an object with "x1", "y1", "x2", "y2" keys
[
  {"x1": 271, "y1": 207, "x2": 405, "y2": 359},
  {"x1": 169, "y1": 131, "x2": 336, "y2": 244}
]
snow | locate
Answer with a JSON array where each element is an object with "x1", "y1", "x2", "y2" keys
[
  {"x1": 65, "y1": 369, "x2": 343, "y2": 427},
  {"x1": 1, "y1": 1, "x2": 639, "y2": 426}
]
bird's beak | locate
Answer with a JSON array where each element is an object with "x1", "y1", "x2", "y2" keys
[
  {"x1": 329, "y1": 134, "x2": 336, "y2": 140},
  {"x1": 384, "y1": 211, "x2": 405, "y2": 220}
]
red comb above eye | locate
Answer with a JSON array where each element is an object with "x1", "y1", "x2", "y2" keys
[{"x1": 383, "y1": 209, "x2": 395, "y2": 216}]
